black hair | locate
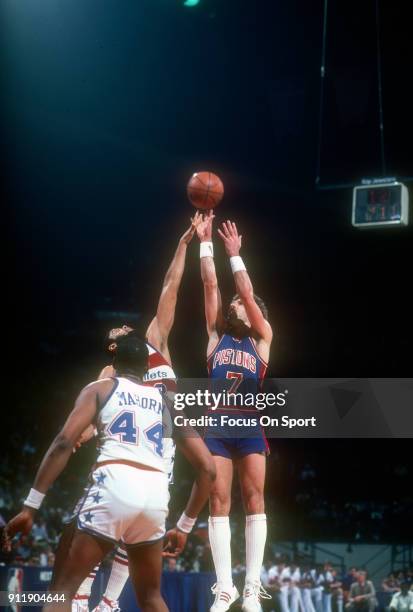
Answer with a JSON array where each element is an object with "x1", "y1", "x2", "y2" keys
[
  {"x1": 231, "y1": 293, "x2": 269, "y2": 321},
  {"x1": 105, "y1": 326, "x2": 138, "y2": 352},
  {"x1": 113, "y1": 334, "x2": 149, "y2": 378}
]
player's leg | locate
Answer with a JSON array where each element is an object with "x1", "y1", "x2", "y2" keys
[
  {"x1": 291, "y1": 586, "x2": 303, "y2": 612},
  {"x1": 53, "y1": 521, "x2": 100, "y2": 611},
  {"x1": 45, "y1": 529, "x2": 114, "y2": 612},
  {"x1": 207, "y1": 453, "x2": 240, "y2": 611},
  {"x1": 73, "y1": 565, "x2": 100, "y2": 612},
  {"x1": 126, "y1": 540, "x2": 167, "y2": 612},
  {"x1": 279, "y1": 585, "x2": 291, "y2": 612},
  {"x1": 92, "y1": 545, "x2": 129, "y2": 612},
  {"x1": 323, "y1": 592, "x2": 332, "y2": 612},
  {"x1": 302, "y1": 588, "x2": 317, "y2": 612},
  {"x1": 237, "y1": 452, "x2": 268, "y2": 612},
  {"x1": 312, "y1": 587, "x2": 323, "y2": 612}
]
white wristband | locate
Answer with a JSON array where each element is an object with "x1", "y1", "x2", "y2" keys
[
  {"x1": 176, "y1": 512, "x2": 196, "y2": 534},
  {"x1": 230, "y1": 255, "x2": 246, "y2": 273},
  {"x1": 200, "y1": 242, "x2": 214, "y2": 258},
  {"x1": 24, "y1": 488, "x2": 45, "y2": 510}
]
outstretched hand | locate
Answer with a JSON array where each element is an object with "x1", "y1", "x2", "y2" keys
[
  {"x1": 217, "y1": 220, "x2": 242, "y2": 257},
  {"x1": 180, "y1": 211, "x2": 203, "y2": 245},
  {"x1": 195, "y1": 210, "x2": 215, "y2": 242},
  {"x1": 1, "y1": 509, "x2": 34, "y2": 553},
  {"x1": 162, "y1": 527, "x2": 188, "y2": 558}
]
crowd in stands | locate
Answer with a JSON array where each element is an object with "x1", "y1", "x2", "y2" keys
[
  {"x1": 1, "y1": 426, "x2": 412, "y2": 573},
  {"x1": 163, "y1": 551, "x2": 413, "y2": 612}
]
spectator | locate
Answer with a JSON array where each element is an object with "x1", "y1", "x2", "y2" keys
[
  {"x1": 165, "y1": 558, "x2": 180, "y2": 573},
  {"x1": 261, "y1": 559, "x2": 280, "y2": 612},
  {"x1": 311, "y1": 565, "x2": 325, "y2": 612},
  {"x1": 301, "y1": 565, "x2": 316, "y2": 612},
  {"x1": 343, "y1": 568, "x2": 359, "y2": 599},
  {"x1": 383, "y1": 574, "x2": 402, "y2": 593},
  {"x1": 32, "y1": 520, "x2": 48, "y2": 543},
  {"x1": 389, "y1": 582, "x2": 413, "y2": 612},
  {"x1": 290, "y1": 563, "x2": 303, "y2": 612},
  {"x1": 322, "y1": 562, "x2": 335, "y2": 612},
  {"x1": 330, "y1": 568, "x2": 344, "y2": 612},
  {"x1": 346, "y1": 571, "x2": 377, "y2": 612}
]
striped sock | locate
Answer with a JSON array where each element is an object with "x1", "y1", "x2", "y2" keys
[
  {"x1": 103, "y1": 546, "x2": 129, "y2": 602},
  {"x1": 76, "y1": 565, "x2": 99, "y2": 598}
]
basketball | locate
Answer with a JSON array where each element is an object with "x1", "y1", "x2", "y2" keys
[{"x1": 187, "y1": 171, "x2": 224, "y2": 209}]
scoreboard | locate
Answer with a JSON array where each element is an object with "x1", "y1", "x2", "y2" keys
[{"x1": 352, "y1": 180, "x2": 409, "y2": 228}]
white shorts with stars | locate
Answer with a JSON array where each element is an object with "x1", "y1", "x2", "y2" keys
[{"x1": 74, "y1": 463, "x2": 169, "y2": 547}]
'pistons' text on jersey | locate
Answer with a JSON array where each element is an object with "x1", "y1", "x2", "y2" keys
[{"x1": 207, "y1": 334, "x2": 267, "y2": 411}]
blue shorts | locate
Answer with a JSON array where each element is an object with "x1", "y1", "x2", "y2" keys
[
  {"x1": 203, "y1": 411, "x2": 269, "y2": 459},
  {"x1": 204, "y1": 435, "x2": 269, "y2": 459}
]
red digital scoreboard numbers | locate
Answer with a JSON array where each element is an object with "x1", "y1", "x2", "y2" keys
[{"x1": 352, "y1": 181, "x2": 409, "y2": 228}]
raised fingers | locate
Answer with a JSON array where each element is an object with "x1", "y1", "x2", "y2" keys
[{"x1": 217, "y1": 228, "x2": 227, "y2": 242}]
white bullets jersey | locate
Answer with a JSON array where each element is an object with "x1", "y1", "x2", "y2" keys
[
  {"x1": 143, "y1": 343, "x2": 176, "y2": 393},
  {"x1": 96, "y1": 377, "x2": 165, "y2": 474},
  {"x1": 143, "y1": 343, "x2": 177, "y2": 482}
]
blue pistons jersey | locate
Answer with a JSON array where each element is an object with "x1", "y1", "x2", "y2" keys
[
  {"x1": 207, "y1": 334, "x2": 267, "y2": 392},
  {"x1": 205, "y1": 334, "x2": 269, "y2": 458}
]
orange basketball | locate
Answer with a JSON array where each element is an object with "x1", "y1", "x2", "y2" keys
[{"x1": 187, "y1": 171, "x2": 224, "y2": 209}]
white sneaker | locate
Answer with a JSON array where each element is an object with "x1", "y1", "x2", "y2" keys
[
  {"x1": 92, "y1": 597, "x2": 121, "y2": 612},
  {"x1": 72, "y1": 597, "x2": 90, "y2": 612},
  {"x1": 210, "y1": 583, "x2": 240, "y2": 611},
  {"x1": 242, "y1": 581, "x2": 272, "y2": 612}
]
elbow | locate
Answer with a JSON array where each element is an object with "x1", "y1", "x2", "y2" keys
[{"x1": 52, "y1": 434, "x2": 73, "y2": 453}]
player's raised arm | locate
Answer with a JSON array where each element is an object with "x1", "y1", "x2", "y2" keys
[
  {"x1": 146, "y1": 213, "x2": 201, "y2": 362},
  {"x1": 218, "y1": 220, "x2": 273, "y2": 347},
  {"x1": 2, "y1": 379, "x2": 115, "y2": 548},
  {"x1": 197, "y1": 211, "x2": 225, "y2": 354}
]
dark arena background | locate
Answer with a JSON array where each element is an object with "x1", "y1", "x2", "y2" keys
[{"x1": 1, "y1": 0, "x2": 412, "y2": 611}]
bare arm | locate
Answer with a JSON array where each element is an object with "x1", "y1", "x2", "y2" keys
[
  {"x1": 163, "y1": 407, "x2": 216, "y2": 557},
  {"x1": 218, "y1": 220, "x2": 273, "y2": 355},
  {"x1": 3, "y1": 379, "x2": 114, "y2": 546},
  {"x1": 197, "y1": 211, "x2": 224, "y2": 355},
  {"x1": 176, "y1": 434, "x2": 216, "y2": 518},
  {"x1": 146, "y1": 214, "x2": 201, "y2": 361},
  {"x1": 30, "y1": 381, "x2": 109, "y2": 494}
]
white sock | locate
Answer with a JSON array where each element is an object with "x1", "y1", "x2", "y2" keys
[
  {"x1": 75, "y1": 565, "x2": 99, "y2": 599},
  {"x1": 208, "y1": 516, "x2": 233, "y2": 587},
  {"x1": 103, "y1": 547, "x2": 129, "y2": 602},
  {"x1": 245, "y1": 513, "x2": 267, "y2": 585}
]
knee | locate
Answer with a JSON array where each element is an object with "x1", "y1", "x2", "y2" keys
[
  {"x1": 243, "y1": 487, "x2": 265, "y2": 514},
  {"x1": 209, "y1": 490, "x2": 231, "y2": 515}
]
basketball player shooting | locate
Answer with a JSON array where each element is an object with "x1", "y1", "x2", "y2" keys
[
  {"x1": 197, "y1": 211, "x2": 273, "y2": 612},
  {"x1": 2, "y1": 335, "x2": 216, "y2": 612}
]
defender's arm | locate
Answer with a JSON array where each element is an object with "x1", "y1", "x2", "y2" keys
[
  {"x1": 146, "y1": 214, "x2": 201, "y2": 361},
  {"x1": 3, "y1": 379, "x2": 114, "y2": 545},
  {"x1": 197, "y1": 211, "x2": 224, "y2": 354}
]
